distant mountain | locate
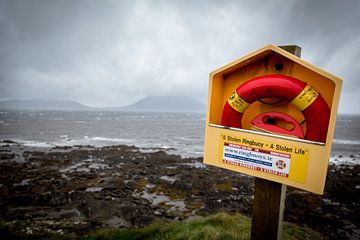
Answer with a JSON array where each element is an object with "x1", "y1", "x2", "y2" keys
[
  {"x1": 119, "y1": 96, "x2": 206, "y2": 112},
  {"x1": 0, "y1": 96, "x2": 207, "y2": 112},
  {"x1": 0, "y1": 99, "x2": 92, "y2": 111}
]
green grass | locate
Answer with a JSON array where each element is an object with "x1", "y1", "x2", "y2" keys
[
  {"x1": 84, "y1": 213, "x2": 323, "y2": 240},
  {"x1": 1, "y1": 213, "x2": 322, "y2": 240}
]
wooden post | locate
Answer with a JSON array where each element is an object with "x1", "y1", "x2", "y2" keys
[
  {"x1": 250, "y1": 45, "x2": 301, "y2": 240},
  {"x1": 278, "y1": 45, "x2": 301, "y2": 57},
  {"x1": 251, "y1": 178, "x2": 287, "y2": 240}
]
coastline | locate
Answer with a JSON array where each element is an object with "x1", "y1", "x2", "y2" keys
[{"x1": 0, "y1": 141, "x2": 359, "y2": 239}]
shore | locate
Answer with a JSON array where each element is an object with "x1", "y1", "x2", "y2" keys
[{"x1": 0, "y1": 141, "x2": 359, "y2": 239}]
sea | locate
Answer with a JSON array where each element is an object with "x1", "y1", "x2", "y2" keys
[{"x1": 0, "y1": 110, "x2": 359, "y2": 164}]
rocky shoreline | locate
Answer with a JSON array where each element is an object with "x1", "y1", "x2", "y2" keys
[{"x1": 0, "y1": 141, "x2": 359, "y2": 239}]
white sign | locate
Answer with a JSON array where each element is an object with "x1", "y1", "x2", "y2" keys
[{"x1": 222, "y1": 142, "x2": 291, "y2": 178}]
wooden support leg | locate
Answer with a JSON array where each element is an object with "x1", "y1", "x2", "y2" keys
[{"x1": 251, "y1": 178, "x2": 287, "y2": 240}]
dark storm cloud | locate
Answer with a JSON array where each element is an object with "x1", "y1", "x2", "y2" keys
[{"x1": 0, "y1": 0, "x2": 359, "y2": 113}]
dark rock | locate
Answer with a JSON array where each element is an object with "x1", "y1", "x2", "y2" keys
[
  {"x1": 0, "y1": 144, "x2": 358, "y2": 239},
  {"x1": 2, "y1": 140, "x2": 17, "y2": 144}
]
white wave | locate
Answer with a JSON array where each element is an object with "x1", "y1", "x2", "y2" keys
[
  {"x1": 330, "y1": 155, "x2": 360, "y2": 165},
  {"x1": 18, "y1": 140, "x2": 54, "y2": 148},
  {"x1": 177, "y1": 137, "x2": 194, "y2": 141},
  {"x1": 333, "y1": 139, "x2": 360, "y2": 145},
  {"x1": 52, "y1": 139, "x2": 79, "y2": 147},
  {"x1": 6, "y1": 136, "x2": 137, "y2": 149},
  {"x1": 90, "y1": 137, "x2": 135, "y2": 143}
]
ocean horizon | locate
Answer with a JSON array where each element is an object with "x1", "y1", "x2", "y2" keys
[{"x1": 0, "y1": 110, "x2": 359, "y2": 164}]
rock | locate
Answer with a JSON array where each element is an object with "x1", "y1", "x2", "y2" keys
[
  {"x1": 2, "y1": 140, "x2": 17, "y2": 144},
  {"x1": 0, "y1": 144, "x2": 359, "y2": 239}
]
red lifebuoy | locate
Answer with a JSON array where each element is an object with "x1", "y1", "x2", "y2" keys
[
  {"x1": 221, "y1": 74, "x2": 330, "y2": 142},
  {"x1": 251, "y1": 111, "x2": 305, "y2": 139}
]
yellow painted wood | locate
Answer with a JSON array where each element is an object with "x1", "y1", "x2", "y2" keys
[{"x1": 204, "y1": 44, "x2": 342, "y2": 194}]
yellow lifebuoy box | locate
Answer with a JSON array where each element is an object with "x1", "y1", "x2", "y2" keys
[{"x1": 203, "y1": 44, "x2": 342, "y2": 194}]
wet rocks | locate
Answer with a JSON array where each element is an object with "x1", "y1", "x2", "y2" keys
[{"x1": 0, "y1": 143, "x2": 359, "y2": 239}]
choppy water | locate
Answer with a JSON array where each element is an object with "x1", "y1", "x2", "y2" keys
[
  {"x1": 0, "y1": 111, "x2": 205, "y2": 157},
  {"x1": 0, "y1": 110, "x2": 359, "y2": 161}
]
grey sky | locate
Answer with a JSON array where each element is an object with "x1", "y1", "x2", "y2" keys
[{"x1": 0, "y1": 0, "x2": 359, "y2": 113}]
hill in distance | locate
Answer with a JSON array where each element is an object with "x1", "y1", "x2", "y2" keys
[
  {"x1": 119, "y1": 96, "x2": 206, "y2": 112},
  {"x1": 0, "y1": 99, "x2": 92, "y2": 111},
  {"x1": 0, "y1": 96, "x2": 206, "y2": 112}
]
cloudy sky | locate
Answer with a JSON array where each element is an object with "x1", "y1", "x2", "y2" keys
[{"x1": 0, "y1": 0, "x2": 359, "y2": 113}]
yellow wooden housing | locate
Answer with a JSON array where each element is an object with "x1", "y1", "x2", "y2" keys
[{"x1": 203, "y1": 44, "x2": 342, "y2": 194}]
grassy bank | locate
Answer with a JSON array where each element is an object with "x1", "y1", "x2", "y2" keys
[
  {"x1": 1, "y1": 213, "x2": 322, "y2": 240},
  {"x1": 84, "y1": 213, "x2": 322, "y2": 240}
]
